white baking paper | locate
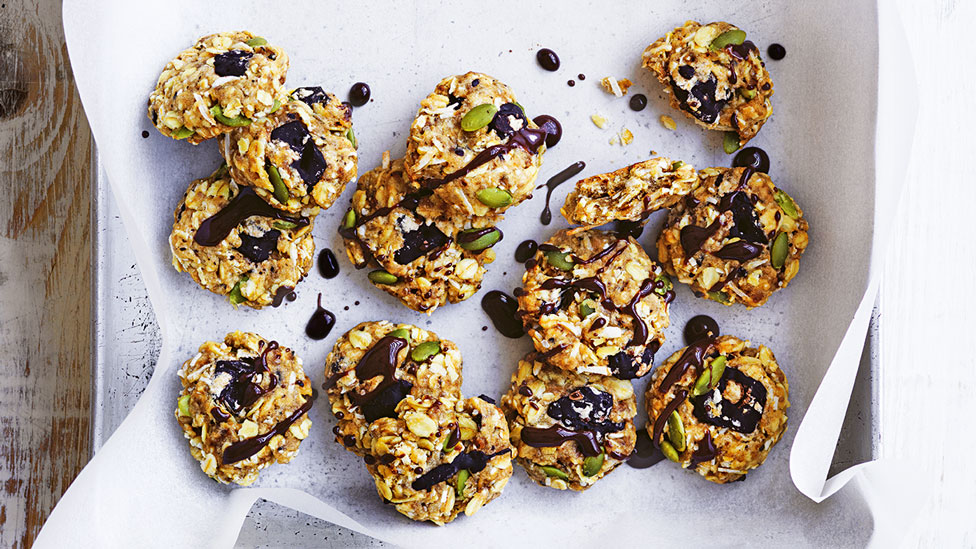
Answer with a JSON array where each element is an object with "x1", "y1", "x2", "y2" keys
[{"x1": 43, "y1": 0, "x2": 920, "y2": 546}]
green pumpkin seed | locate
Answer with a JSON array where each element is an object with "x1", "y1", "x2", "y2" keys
[
  {"x1": 389, "y1": 328, "x2": 411, "y2": 342},
  {"x1": 455, "y1": 469, "x2": 470, "y2": 497},
  {"x1": 579, "y1": 299, "x2": 597, "y2": 317},
  {"x1": 540, "y1": 466, "x2": 569, "y2": 481},
  {"x1": 246, "y1": 36, "x2": 268, "y2": 47},
  {"x1": 172, "y1": 126, "x2": 195, "y2": 139},
  {"x1": 582, "y1": 452, "x2": 605, "y2": 477},
  {"x1": 771, "y1": 232, "x2": 789, "y2": 269},
  {"x1": 229, "y1": 275, "x2": 248, "y2": 306},
  {"x1": 667, "y1": 411, "x2": 687, "y2": 452},
  {"x1": 739, "y1": 88, "x2": 757, "y2": 100},
  {"x1": 346, "y1": 127, "x2": 357, "y2": 149},
  {"x1": 210, "y1": 104, "x2": 252, "y2": 127},
  {"x1": 774, "y1": 189, "x2": 799, "y2": 219},
  {"x1": 660, "y1": 440, "x2": 680, "y2": 462},
  {"x1": 475, "y1": 187, "x2": 513, "y2": 208},
  {"x1": 458, "y1": 228, "x2": 502, "y2": 251},
  {"x1": 655, "y1": 273, "x2": 673, "y2": 296},
  {"x1": 708, "y1": 355, "x2": 727, "y2": 388},
  {"x1": 266, "y1": 164, "x2": 288, "y2": 203},
  {"x1": 710, "y1": 29, "x2": 747, "y2": 50},
  {"x1": 442, "y1": 431, "x2": 455, "y2": 452},
  {"x1": 723, "y1": 131, "x2": 740, "y2": 154},
  {"x1": 671, "y1": 160, "x2": 684, "y2": 170},
  {"x1": 461, "y1": 103, "x2": 498, "y2": 131},
  {"x1": 342, "y1": 209, "x2": 356, "y2": 230},
  {"x1": 215, "y1": 162, "x2": 230, "y2": 178},
  {"x1": 269, "y1": 99, "x2": 281, "y2": 113},
  {"x1": 545, "y1": 250, "x2": 574, "y2": 271},
  {"x1": 273, "y1": 220, "x2": 298, "y2": 230},
  {"x1": 410, "y1": 341, "x2": 441, "y2": 362},
  {"x1": 177, "y1": 395, "x2": 191, "y2": 416},
  {"x1": 368, "y1": 270, "x2": 398, "y2": 285},
  {"x1": 692, "y1": 368, "x2": 712, "y2": 397},
  {"x1": 707, "y1": 291, "x2": 731, "y2": 305}
]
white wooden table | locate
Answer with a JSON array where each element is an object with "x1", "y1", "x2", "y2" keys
[{"x1": 1, "y1": 0, "x2": 972, "y2": 546}]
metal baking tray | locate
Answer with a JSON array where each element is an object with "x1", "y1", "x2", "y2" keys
[{"x1": 91, "y1": 154, "x2": 882, "y2": 546}]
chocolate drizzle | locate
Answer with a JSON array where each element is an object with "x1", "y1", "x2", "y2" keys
[
  {"x1": 691, "y1": 367, "x2": 767, "y2": 433},
  {"x1": 627, "y1": 429, "x2": 664, "y2": 469},
  {"x1": 481, "y1": 290, "x2": 525, "y2": 338},
  {"x1": 411, "y1": 448, "x2": 511, "y2": 491},
  {"x1": 651, "y1": 389, "x2": 688, "y2": 449},
  {"x1": 532, "y1": 115, "x2": 562, "y2": 148},
  {"x1": 539, "y1": 161, "x2": 586, "y2": 225},
  {"x1": 520, "y1": 424, "x2": 602, "y2": 457},
  {"x1": 317, "y1": 248, "x2": 340, "y2": 279},
  {"x1": 195, "y1": 187, "x2": 308, "y2": 246},
  {"x1": 689, "y1": 431, "x2": 718, "y2": 467},
  {"x1": 222, "y1": 397, "x2": 313, "y2": 465},
  {"x1": 305, "y1": 293, "x2": 335, "y2": 340},
  {"x1": 515, "y1": 240, "x2": 538, "y2": 263},
  {"x1": 677, "y1": 185, "x2": 767, "y2": 258},
  {"x1": 422, "y1": 127, "x2": 547, "y2": 191},
  {"x1": 214, "y1": 342, "x2": 279, "y2": 416},
  {"x1": 684, "y1": 315, "x2": 720, "y2": 345},
  {"x1": 349, "y1": 336, "x2": 408, "y2": 406}
]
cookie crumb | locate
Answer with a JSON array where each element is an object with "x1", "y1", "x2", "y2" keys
[
  {"x1": 620, "y1": 128, "x2": 634, "y2": 145},
  {"x1": 600, "y1": 77, "x2": 633, "y2": 97},
  {"x1": 591, "y1": 114, "x2": 608, "y2": 129},
  {"x1": 660, "y1": 115, "x2": 677, "y2": 131}
]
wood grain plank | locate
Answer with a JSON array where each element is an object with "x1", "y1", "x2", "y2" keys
[
  {"x1": 0, "y1": 0, "x2": 93, "y2": 547},
  {"x1": 883, "y1": 0, "x2": 976, "y2": 546}
]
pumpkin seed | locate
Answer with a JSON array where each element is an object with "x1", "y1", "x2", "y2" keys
[
  {"x1": 228, "y1": 275, "x2": 248, "y2": 306},
  {"x1": 540, "y1": 465, "x2": 569, "y2": 481},
  {"x1": 723, "y1": 131, "x2": 740, "y2": 154},
  {"x1": 579, "y1": 299, "x2": 597, "y2": 317},
  {"x1": 273, "y1": 220, "x2": 298, "y2": 230},
  {"x1": 442, "y1": 431, "x2": 455, "y2": 452},
  {"x1": 172, "y1": 126, "x2": 195, "y2": 139},
  {"x1": 710, "y1": 29, "x2": 747, "y2": 50},
  {"x1": 410, "y1": 341, "x2": 441, "y2": 362},
  {"x1": 707, "y1": 291, "x2": 731, "y2": 305},
  {"x1": 545, "y1": 250, "x2": 574, "y2": 271},
  {"x1": 389, "y1": 328, "x2": 411, "y2": 342},
  {"x1": 342, "y1": 209, "x2": 356, "y2": 230},
  {"x1": 210, "y1": 104, "x2": 252, "y2": 127},
  {"x1": 774, "y1": 190, "x2": 799, "y2": 218},
  {"x1": 655, "y1": 273, "x2": 673, "y2": 295},
  {"x1": 582, "y1": 452, "x2": 605, "y2": 477},
  {"x1": 269, "y1": 99, "x2": 281, "y2": 113},
  {"x1": 461, "y1": 103, "x2": 498, "y2": 131},
  {"x1": 739, "y1": 88, "x2": 757, "y2": 100},
  {"x1": 671, "y1": 160, "x2": 684, "y2": 170},
  {"x1": 346, "y1": 127, "x2": 357, "y2": 149},
  {"x1": 266, "y1": 164, "x2": 288, "y2": 203},
  {"x1": 708, "y1": 355, "x2": 727, "y2": 388},
  {"x1": 660, "y1": 440, "x2": 680, "y2": 462},
  {"x1": 771, "y1": 232, "x2": 789, "y2": 269},
  {"x1": 177, "y1": 395, "x2": 191, "y2": 416},
  {"x1": 368, "y1": 270, "x2": 398, "y2": 285},
  {"x1": 475, "y1": 187, "x2": 512, "y2": 208},
  {"x1": 246, "y1": 36, "x2": 268, "y2": 47},
  {"x1": 455, "y1": 469, "x2": 470, "y2": 497},
  {"x1": 667, "y1": 411, "x2": 686, "y2": 452},
  {"x1": 458, "y1": 228, "x2": 502, "y2": 251}
]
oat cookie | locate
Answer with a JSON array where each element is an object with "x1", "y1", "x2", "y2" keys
[
  {"x1": 169, "y1": 165, "x2": 317, "y2": 309},
  {"x1": 517, "y1": 228, "x2": 672, "y2": 379},
  {"x1": 219, "y1": 87, "x2": 357, "y2": 213},
  {"x1": 642, "y1": 21, "x2": 774, "y2": 148},
  {"x1": 325, "y1": 321, "x2": 463, "y2": 456},
  {"x1": 644, "y1": 335, "x2": 789, "y2": 483},
  {"x1": 404, "y1": 72, "x2": 547, "y2": 219},
  {"x1": 175, "y1": 331, "x2": 313, "y2": 486},
  {"x1": 149, "y1": 31, "x2": 288, "y2": 144},
  {"x1": 364, "y1": 395, "x2": 513, "y2": 524},
  {"x1": 502, "y1": 354, "x2": 637, "y2": 491},
  {"x1": 339, "y1": 155, "x2": 498, "y2": 313},
  {"x1": 561, "y1": 157, "x2": 699, "y2": 226},
  {"x1": 656, "y1": 166, "x2": 809, "y2": 308}
]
